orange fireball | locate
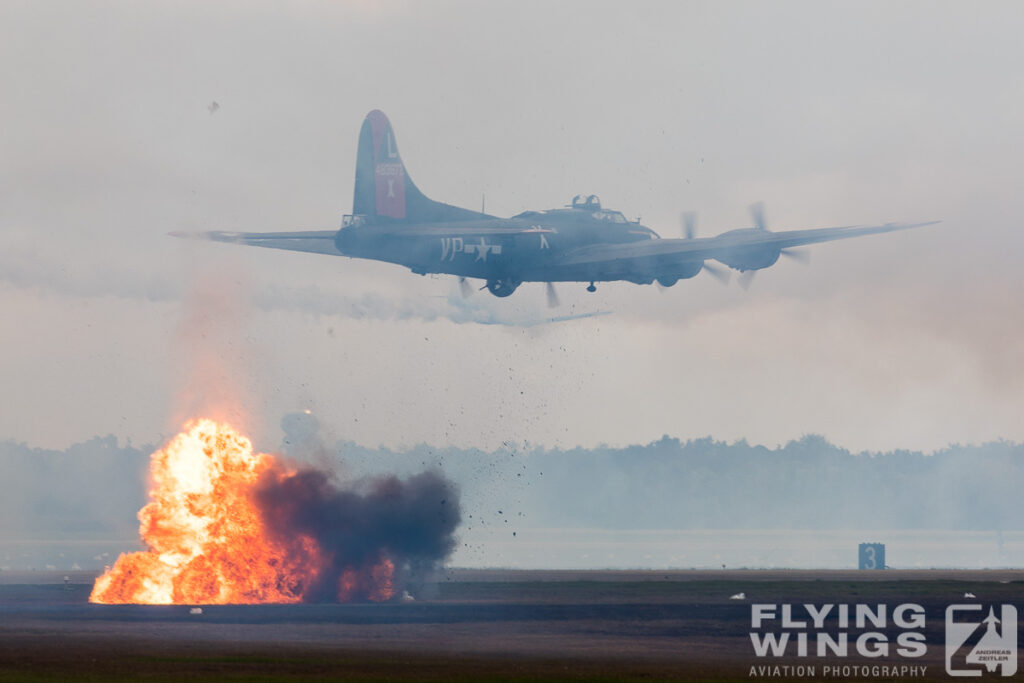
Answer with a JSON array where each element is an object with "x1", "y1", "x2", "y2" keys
[{"x1": 89, "y1": 419, "x2": 393, "y2": 604}]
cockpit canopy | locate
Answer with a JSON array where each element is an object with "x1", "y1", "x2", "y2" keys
[
  {"x1": 513, "y1": 195, "x2": 641, "y2": 228},
  {"x1": 592, "y1": 209, "x2": 629, "y2": 223}
]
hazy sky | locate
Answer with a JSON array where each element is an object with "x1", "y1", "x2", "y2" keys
[{"x1": 2, "y1": 1, "x2": 1024, "y2": 454}]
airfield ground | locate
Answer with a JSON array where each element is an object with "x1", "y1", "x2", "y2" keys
[{"x1": 1, "y1": 569, "x2": 1021, "y2": 682}]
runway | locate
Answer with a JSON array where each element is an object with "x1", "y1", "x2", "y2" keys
[{"x1": 2, "y1": 570, "x2": 1022, "y2": 681}]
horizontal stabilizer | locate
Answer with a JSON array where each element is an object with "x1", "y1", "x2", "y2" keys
[{"x1": 169, "y1": 230, "x2": 341, "y2": 256}]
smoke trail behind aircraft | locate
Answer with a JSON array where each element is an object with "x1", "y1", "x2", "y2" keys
[{"x1": 0, "y1": 242, "x2": 601, "y2": 327}]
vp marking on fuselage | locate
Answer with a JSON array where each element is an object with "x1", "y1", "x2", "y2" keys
[{"x1": 440, "y1": 237, "x2": 502, "y2": 261}]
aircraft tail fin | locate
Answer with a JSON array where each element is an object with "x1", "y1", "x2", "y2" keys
[{"x1": 353, "y1": 110, "x2": 489, "y2": 224}]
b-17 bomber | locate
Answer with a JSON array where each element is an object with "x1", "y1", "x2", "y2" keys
[{"x1": 176, "y1": 110, "x2": 935, "y2": 303}]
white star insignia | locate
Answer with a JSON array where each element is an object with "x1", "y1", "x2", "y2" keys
[{"x1": 474, "y1": 238, "x2": 490, "y2": 261}]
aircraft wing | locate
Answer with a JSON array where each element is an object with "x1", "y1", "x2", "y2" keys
[
  {"x1": 170, "y1": 230, "x2": 343, "y2": 256},
  {"x1": 711, "y1": 221, "x2": 939, "y2": 252},
  {"x1": 548, "y1": 221, "x2": 937, "y2": 272}
]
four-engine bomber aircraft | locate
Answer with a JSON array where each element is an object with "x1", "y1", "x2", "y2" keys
[{"x1": 178, "y1": 110, "x2": 934, "y2": 301}]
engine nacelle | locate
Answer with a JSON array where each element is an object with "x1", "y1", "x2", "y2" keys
[
  {"x1": 716, "y1": 249, "x2": 780, "y2": 272},
  {"x1": 654, "y1": 262, "x2": 704, "y2": 287}
]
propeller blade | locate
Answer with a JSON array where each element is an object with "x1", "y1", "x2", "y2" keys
[
  {"x1": 681, "y1": 211, "x2": 697, "y2": 239},
  {"x1": 702, "y1": 262, "x2": 731, "y2": 285},
  {"x1": 545, "y1": 282, "x2": 560, "y2": 308},
  {"x1": 780, "y1": 248, "x2": 810, "y2": 265},
  {"x1": 749, "y1": 202, "x2": 766, "y2": 231},
  {"x1": 738, "y1": 270, "x2": 757, "y2": 290},
  {"x1": 458, "y1": 277, "x2": 474, "y2": 298}
]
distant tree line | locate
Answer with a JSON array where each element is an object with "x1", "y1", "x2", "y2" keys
[
  {"x1": 2, "y1": 432, "x2": 1022, "y2": 542},
  {"x1": 334, "y1": 434, "x2": 1024, "y2": 531},
  {"x1": 0, "y1": 436, "x2": 149, "y2": 540}
]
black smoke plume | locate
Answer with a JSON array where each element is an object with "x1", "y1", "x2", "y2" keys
[{"x1": 255, "y1": 467, "x2": 460, "y2": 602}]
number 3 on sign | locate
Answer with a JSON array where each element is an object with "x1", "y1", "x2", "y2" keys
[{"x1": 859, "y1": 543, "x2": 885, "y2": 570}]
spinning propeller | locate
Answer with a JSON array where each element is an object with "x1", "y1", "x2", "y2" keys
[
  {"x1": 680, "y1": 211, "x2": 730, "y2": 284},
  {"x1": 545, "y1": 282, "x2": 560, "y2": 308},
  {"x1": 737, "y1": 203, "x2": 809, "y2": 289}
]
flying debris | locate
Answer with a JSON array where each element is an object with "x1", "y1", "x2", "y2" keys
[{"x1": 176, "y1": 110, "x2": 936, "y2": 299}]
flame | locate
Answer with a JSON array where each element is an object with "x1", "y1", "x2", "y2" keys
[{"x1": 90, "y1": 419, "x2": 394, "y2": 604}]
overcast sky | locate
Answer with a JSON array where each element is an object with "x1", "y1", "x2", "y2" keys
[{"x1": 2, "y1": 1, "x2": 1023, "y2": 454}]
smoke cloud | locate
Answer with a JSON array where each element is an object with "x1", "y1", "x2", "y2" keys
[
  {"x1": 0, "y1": 238, "x2": 599, "y2": 328},
  {"x1": 255, "y1": 466, "x2": 461, "y2": 601}
]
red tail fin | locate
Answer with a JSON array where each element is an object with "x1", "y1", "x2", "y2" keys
[{"x1": 352, "y1": 110, "x2": 489, "y2": 223}]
